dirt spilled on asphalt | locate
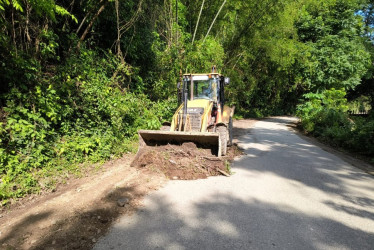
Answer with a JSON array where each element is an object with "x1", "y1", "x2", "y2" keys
[
  {"x1": 131, "y1": 142, "x2": 243, "y2": 180},
  {"x1": 0, "y1": 120, "x2": 254, "y2": 250}
]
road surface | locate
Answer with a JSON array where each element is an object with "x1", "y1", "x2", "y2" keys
[{"x1": 94, "y1": 117, "x2": 374, "y2": 250}]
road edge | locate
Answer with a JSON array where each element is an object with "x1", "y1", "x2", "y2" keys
[{"x1": 286, "y1": 119, "x2": 374, "y2": 176}]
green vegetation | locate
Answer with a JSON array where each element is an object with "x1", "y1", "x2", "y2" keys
[
  {"x1": 297, "y1": 88, "x2": 374, "y2": 159},
  {"x1": 1, "y1": 0, "x2": 374, "y2": 203}
]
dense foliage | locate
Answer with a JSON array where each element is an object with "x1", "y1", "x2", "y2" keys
[
  {"x1": 0, "y1": 0, "x2": 374, "y2": 203},
  {"x1": 297, "y1": 88, "x2": 374, "y2": 157}
]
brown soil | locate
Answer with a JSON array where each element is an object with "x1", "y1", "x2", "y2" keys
[
  {"x1": 0, "y1": 155, "x2": 167, "y2": 250},
  {"x1": 131, "y1": 142, "x2": 243, "y2": 180},
  {"x1": 0, "y1": 120, "x2": 252, "y2": 250}
]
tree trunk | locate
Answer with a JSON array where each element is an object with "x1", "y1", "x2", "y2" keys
[
  {"x1": 76, "y1": 0, "x2": 104, "y2": 34},
  {"x1": 115, "y1": 0, "x2": 124, "y2": 63},
  {"x1": 77, "y1": 0, "x2": 108, "y2": 50}
]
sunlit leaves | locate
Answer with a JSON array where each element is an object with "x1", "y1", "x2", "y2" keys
[
  {"x1": 55, "y1": 5, "x2": 78, "y2": 23},
  {"x1": 0, "y1": 0, "x2": 23, "y2": 11}
]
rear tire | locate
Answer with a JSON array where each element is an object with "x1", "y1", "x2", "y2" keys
[{"x1": 217, "y1": 126, "x2": 227, "y2": 156}]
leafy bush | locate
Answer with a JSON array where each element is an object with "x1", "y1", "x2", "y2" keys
[
  {"x1": 0, "y1": 49, "x2": 177, "y2": 204},
  {"x1": 297, "y1": 88, "x2": 374, "y2": 159},
  {"x1": 349, "y1": 117, "x2": 374, "y2": 156},
  {"x1": 297, "y1": 89, "x2": 349, "y2": 133}
]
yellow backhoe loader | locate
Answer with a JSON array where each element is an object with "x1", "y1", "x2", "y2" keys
[{"x1": 138, "y1": 67, "x2": 235, "y2": 157}]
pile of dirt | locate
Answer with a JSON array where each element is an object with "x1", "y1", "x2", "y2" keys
[{"x1": 131, "y1": 142, "x2": 242, "y2": 180}]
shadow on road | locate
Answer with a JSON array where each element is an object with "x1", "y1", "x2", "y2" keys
[
  {"x1": 234, "y1": 117, "x2": 374, "y2": 207},
  {"x1": 94, "y1": 193, "x2": 374, "y2": 249},
  {"x1": 94, "y1": 117, "x2": 374, "y2": 249},
  {"x1": 7, "y1": 117, "x2": 372, "y2": 250}
]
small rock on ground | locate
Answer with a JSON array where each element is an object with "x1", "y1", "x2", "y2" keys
[{"x1": 117, "y1": 198, "x2": 129, "y2": 207}]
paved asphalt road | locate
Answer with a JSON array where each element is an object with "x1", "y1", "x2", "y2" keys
[{"x1": 94, "y1": 117, "x2": 374, "y2": 250}]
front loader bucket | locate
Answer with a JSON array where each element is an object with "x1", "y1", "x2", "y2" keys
[{"x1": 137, "y1": 130, "x2": 222, "y2": 157}]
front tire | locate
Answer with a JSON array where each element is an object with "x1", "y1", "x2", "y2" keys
[
  {"x1": 217, "y1": 126, "x2": 228, "y2": 156},
  {"x1": 227, "y1": 117, "x2": 233, "y2": 146},
  {"x1": 161, "y1": 125, "x2": 171, "y2": 131}
]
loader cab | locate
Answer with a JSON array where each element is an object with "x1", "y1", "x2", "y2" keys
[{"x1": 182, "y1": 74, "x2": 222, "y2": 103}]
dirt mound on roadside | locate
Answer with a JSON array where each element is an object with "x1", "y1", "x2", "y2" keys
[{"x1": 131, "y1": 142, "x2": 242, "y2": 180}]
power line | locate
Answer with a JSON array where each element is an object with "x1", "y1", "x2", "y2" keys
[
  {"x1": 203, "y1": 0, "x2": 227, "y2": 43},
  {"x1": 192, "y1": 0, "x2": 205, "y2": 45}
]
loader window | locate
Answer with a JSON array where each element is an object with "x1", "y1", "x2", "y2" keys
[
  {"x1": 195, "y1": 80, "x2": 211, "y2": 99},
  {"x1": 187, "y1": 80, "x2": 213, "y2": 100}
]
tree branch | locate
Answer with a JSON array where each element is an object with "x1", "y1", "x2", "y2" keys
[{"x1": 77, "y1": 0, "x2": 108, "y2": 50}]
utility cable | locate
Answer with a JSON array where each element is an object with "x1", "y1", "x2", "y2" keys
[
  {"x1": 192, "y1": 0, "x2": 205, "y2": 45},
  {"x1": 203, "y1": 0, "x2": 226, "y2": 43}
]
